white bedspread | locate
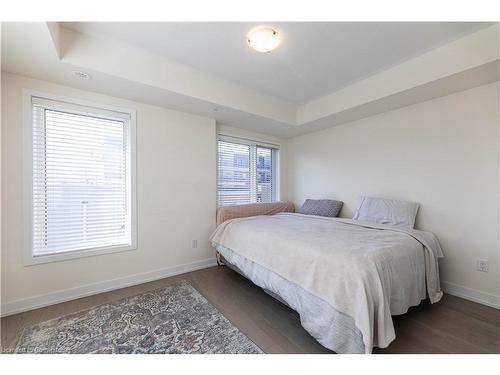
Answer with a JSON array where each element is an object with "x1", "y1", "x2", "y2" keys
[{"x1": 210, "y1": 213, "x2": 444, "y2": 353}]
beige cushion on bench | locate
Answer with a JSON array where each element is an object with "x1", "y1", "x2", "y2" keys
[{"x1": 216, "y1": 201, "x2": 295, "y2": 226}]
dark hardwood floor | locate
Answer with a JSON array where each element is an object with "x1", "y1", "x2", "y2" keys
[{"x1": 1, "y1": 266, "x2": 499, "y2": 354}]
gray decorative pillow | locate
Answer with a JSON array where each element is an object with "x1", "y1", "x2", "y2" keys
[{"x1": 298, "y1": 199, "x2": 343, "y2": 217}]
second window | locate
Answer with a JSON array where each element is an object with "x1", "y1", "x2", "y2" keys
[{"x1": 217, "y1": 136, "x2": 279, "y2": 207}]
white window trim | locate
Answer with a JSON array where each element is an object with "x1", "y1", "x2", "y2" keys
[
  {"x1": 22, "y1": 89, "x2": 137, "y2": 266},
  {"x1": 216, "y1": 134, "x2": 280, "y2": 206}
]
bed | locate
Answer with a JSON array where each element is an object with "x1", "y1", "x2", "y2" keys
[{"x1": 210, "y1": 210, "x2": 444, "y2": 354}]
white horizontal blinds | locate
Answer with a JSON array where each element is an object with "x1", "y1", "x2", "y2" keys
[
  {"x1": 217, "y1": 136, "x2": 278, "y2": 207},
  {"x1": 218, "y1": 141, "x2": 252, "y2": 206},
  {"x1": 32, "y1": 99, "x2": 131, "y2": 256}
]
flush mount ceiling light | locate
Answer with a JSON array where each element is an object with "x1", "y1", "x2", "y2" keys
[
  {"x1": 72, "y1": 70, "x2": 91, "y2": 80},
  {"x1": 247, "y1": 27, "x2": 281, "y2": 53}
]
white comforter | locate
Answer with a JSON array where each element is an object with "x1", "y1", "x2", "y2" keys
[{"x1": 210, "y1": 213, "x2": 444, "y2": 353}]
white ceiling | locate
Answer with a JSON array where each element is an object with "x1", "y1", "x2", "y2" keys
[
  {"x1": 62, "y1": 22, "x2": 489, "y2": 103},
  {"x1": 2, "y1": 23, "x2": 498, "y2": 138}
]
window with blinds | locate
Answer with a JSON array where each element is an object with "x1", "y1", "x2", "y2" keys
[
  {"x1": 217, "y1": 136, "x2": 279, "y2": 207},
  {"x1": 26, "y1": 94, "x2": 136, "y2": 263}
]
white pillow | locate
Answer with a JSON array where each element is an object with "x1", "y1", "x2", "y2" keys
[{"x1": 353, "y1": 196, "x2": 419, "y2": 228}]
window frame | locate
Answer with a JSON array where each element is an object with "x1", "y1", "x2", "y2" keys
[
  {"x1": 216, "y1": 134, "x2": 280, "y2": 207},
  {"x1": 22, "y1": 89, "x2": 137, "y2": 266}
]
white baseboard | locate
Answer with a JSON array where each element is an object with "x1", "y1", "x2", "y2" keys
[
  {"x1": 1, "y1": 258, "x2": 217, "y2": 317},
  {"x1": 441, "y1": 280, "x2": 500, "y2": 309},
  {"x1": 3, "y1": 262, "x2": 497, "y2": 317}
]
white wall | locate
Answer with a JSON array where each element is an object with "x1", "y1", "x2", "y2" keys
[
  {"x1": 1, "y1": 73, "x2": 218, "y2": 314},
  {"x1": 2, "y1": 71, "x2": 498, "y2": 312},
  {"x1": 288, "y1": 83, "x2": 500, "y2": 307}
]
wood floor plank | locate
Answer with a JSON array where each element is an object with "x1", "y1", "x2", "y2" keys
[{"x1": 1, "y1": 266, "x2": 499, "y2": 354}]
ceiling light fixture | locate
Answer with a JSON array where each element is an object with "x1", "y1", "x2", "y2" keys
[
  {"x1": 72, "y1": 70, "x2": 91, "y2": 80},
  {"x1": 247, "y1": 27, "x2": 281, "y2": 53}
]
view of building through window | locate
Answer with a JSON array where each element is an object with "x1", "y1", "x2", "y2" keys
[{"x1": 256, "y1": 147, "x2": 273, "y2": 203}]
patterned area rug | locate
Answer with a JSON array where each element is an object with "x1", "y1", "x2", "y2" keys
[{"x1": 16, "y1": 280, "x2": 262, "y2": 354}]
